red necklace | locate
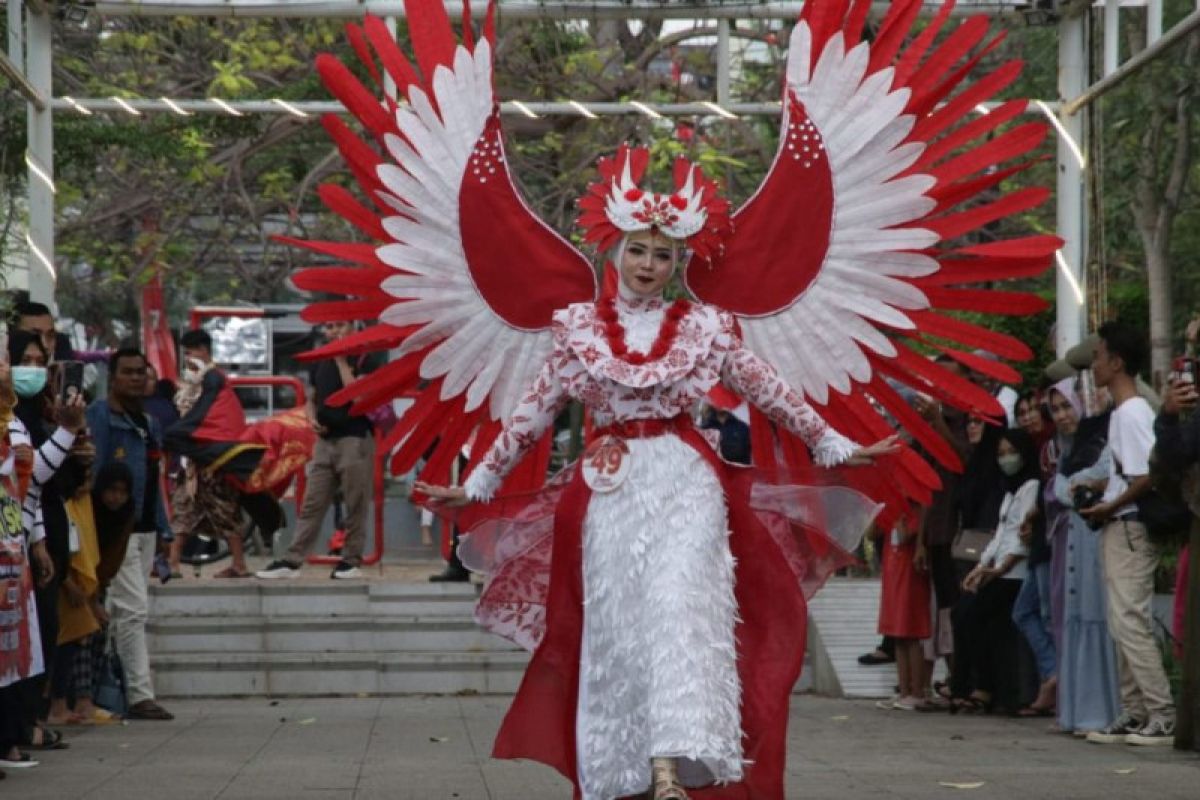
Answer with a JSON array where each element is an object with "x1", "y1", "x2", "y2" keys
[{"x1": 597, "y1": 296, "x2": 690, "y2": 366}]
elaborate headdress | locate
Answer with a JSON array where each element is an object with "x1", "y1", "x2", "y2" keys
[{"x1": 576, "y1": 145, "x2": 733, "y2": 261}]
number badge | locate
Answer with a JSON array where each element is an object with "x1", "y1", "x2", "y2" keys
[{"x1": 581, "y1": 435, "x2": 631, "y2": 493}]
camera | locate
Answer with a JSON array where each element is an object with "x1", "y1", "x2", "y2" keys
[{"x1": 1072, "y1": 486, "x2": 1104, "y2": 530}]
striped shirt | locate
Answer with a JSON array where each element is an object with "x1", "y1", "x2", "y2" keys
[{"x1": 4, "y1": 416, "x2": 77, "y2": 543}]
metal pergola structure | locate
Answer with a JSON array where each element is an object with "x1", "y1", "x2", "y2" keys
[{"x1": 4, "y1": 0, "x2": 1199, "y2": 358}]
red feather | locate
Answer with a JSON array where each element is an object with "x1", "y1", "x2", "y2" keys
[
  {"x1": 926, "y1": 122, "x2": 1047, "y2": 185},
  {"x1": 893, "y1": 0, "x2": 956, "y2": 86},
  {"x1": 300, "y1": 298, "x2": 391, "y2": 324},
  {"x1": 867, "y1": 0, "x2": 925, "y2": 73},
  {"x1": 291, "y1": 265, "x2": 397, "y2": 296},
  {"x1": 316, "y1": 53, "x2": 394, "y2": 139},
  {"x1": 925, "y1": 186, "x2": 1051, "y2": 240},
  {"x1": 922, "y1": 287, "x2": 1050, "y2": 316},
  {"x1": 363, "y1": 15, "x2": 423, "y2": 99},
  {"x1": 904, "y1": 311, "x2": 1033, "y2": 361},
  {"x1": 910, "y1": 60, "x2": 1024, "y2": 147},
  {"x1": 317, "y1": 183, "x2": 390, "y2": 241}
]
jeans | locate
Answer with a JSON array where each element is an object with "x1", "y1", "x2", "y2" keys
[{"x1": 1012, "y1": 560, "x2": 1057, "y2": 681}]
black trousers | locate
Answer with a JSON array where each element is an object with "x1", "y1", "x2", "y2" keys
[{"x1": 950, "y1": 577, "x2": 1024, "y2": 709}]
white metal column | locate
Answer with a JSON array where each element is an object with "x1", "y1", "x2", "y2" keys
[
  {"x1": 1055, "y1": 11, "x2": 1088, "y2": 357},
  {"x1": 25, "y1": 3, "x2": 55, "y2": 306}
]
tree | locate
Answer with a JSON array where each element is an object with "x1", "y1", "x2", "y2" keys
[{"x1": 1099, "y1": 4, "x2": 1200, "y2": 385}]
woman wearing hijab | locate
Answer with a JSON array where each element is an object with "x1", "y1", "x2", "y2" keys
[{"x1": 1043, "y1": 377, "x2": 1120, "y2": 735}]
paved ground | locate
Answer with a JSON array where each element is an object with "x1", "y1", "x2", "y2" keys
[{"x1": 6, "y1": 696, "x2": 1198, "y2": 799}]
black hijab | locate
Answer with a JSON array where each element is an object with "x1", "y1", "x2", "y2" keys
[
  {"x1": 91, "y1": 462, "x2": 135, "y2": 548},
  {"x1": 996, "y1": 427, "x2": 1041, "y2": 493},
  {"x1": 8, "y1": 330, "x2": 50, "y2": 443}
]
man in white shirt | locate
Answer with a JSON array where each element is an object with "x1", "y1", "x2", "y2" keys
[{"x1": 1081, "y1": 321, "x2": 1175, "y2": 746}]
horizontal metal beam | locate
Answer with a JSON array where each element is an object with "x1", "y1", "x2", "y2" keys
[
  {"x1": 51, "y1": 96, "x2": 1052, "y2": 118},
  {"x1": 92, "y1": 1, "x2": 1034, "y2": 20},
  {"x1": 1062, "y1": 6, "x2": 1200, "y2": 116},
  {"x1": 0, "y1": 49, "x2": 46, "y2": 110},
  {"x1": 54, "y1": 97, "x2": 784, "y2": 117}
]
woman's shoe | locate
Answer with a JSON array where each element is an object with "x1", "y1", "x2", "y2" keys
[{"x1": 650, "y1": 758, "x2": 689, "y2": 800}]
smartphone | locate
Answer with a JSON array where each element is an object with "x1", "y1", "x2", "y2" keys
[{"x1": 56, "y1": 360, "x2": 84, "y2": 405}]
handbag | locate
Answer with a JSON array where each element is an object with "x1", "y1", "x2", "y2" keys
[
  {"x1": 951, "y1": 528, "x2": 994, "y2": 563},
  {"x1": 93, "y1": 634, "x2": 128, "y2": 717}
]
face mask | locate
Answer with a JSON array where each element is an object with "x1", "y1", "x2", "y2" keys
[
  {"x1": 11, "y1": 365, "x2": 47, "y2": 398},
  {"x1": 998, "y1": 453, "x2": 1024, "y2": 477},
  {"x1": 182, "y1": 357, "x2": 206, "y2": 383}
]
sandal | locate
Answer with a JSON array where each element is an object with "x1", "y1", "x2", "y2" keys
[
  {"x1": 23, "y1": 726, "x2": 69, "y2": 751},
  {"x1": 650, "y1": 758, "x2": 689, "y2": 800},
  {"x1": 1016, "y1": 705, "x2": 1055, "y2": 718},
  {"x1": 212, "y1": 566, "x2": 252, "y2": 579},
  {"x1": 949, "y1": 695, "x2": 993, "y2": 715}
]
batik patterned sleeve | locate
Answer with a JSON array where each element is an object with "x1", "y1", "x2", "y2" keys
[
  {"x1": 718, "y1": 314, "x2": 858, "y2": 467},
  {"x1": 461, "y1": 339, "x2": 571, "y2": 503}
]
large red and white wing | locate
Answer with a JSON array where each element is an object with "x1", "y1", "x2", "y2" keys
[
  {"x1": 686, "y1": 0, "x2": 1058, "y2": 510},
  {"x1": 285, "y1": 1, "x2": 596, "y2": 485}
]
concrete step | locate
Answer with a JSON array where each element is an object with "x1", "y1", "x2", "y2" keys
[
  {"x1": 806, "y1": 578, "x2": 894, "y2": 699},
  {"x1": 151, "y1": 650, "x2": 530, "y2": 697},
  {"x1": 148, "y1": 581, "x2": 479, "y2": 618},
  {"x1": 147, "y1": 615, "x2": 518, "y2": 654}
]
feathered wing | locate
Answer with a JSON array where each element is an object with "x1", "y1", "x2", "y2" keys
[
  {"x1": 685, "y1": 0, "x2": 1058, "y2": 514},
  {"x1": 284, "y1": 1, "x2": 596, "y2": 486}
]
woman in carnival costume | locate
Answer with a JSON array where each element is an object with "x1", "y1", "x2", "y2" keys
[{"x1": 286, "y1": 1, "x2": 1058, "y2": 796}]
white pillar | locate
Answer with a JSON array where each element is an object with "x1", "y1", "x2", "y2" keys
[
  {"x1": 1147, "y1": 0, "x2": 1163, "y2": 45},
  {"x1": 1103, "y1": 0, "x2": 1120, "y2": 76},
  {"x1": 717, "y1": 18, "x2": 731, "y2": 107},
  {"x1": 25, "y1": 4, "x2": 55, "y2": 307},
  {"x1": 1056, "y1": 12, "x2": 1088, "y2": 357}
]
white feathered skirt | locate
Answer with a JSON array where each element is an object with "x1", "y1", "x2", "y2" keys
[{"x1": 576, "y1": 433, "x2": 742, "y2": 800}]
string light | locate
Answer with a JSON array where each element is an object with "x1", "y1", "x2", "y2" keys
[
  {"x1": 111, "y1": 96, "x2": 141, "y2": 116},
  {"x1": 61, "y1": 96, "x2": 93, "y2": 115},
  {"x1": 1054, "y1": 251, "x2": 1085, "y2": 306},
  {"x1": 270, "y1": 98, "x2": 309, "y2": 117},
  {"x1": 510, "y1": 100, "x2": 540, "y2": 119},
  {"x1": 161, "y1": 97, "x2": 193, "y2": 116},
  {"x1": 210, "y1": 98, "x2": 245, "y2": 116},
  {"x1": 24, "y1": 152, "x2": 56, "y2": 195},
  {"x1": 1035, "y1": 99, "x2": 1086, "y2": 170},
  {"x1": 25, "y1": 233, "x2": 57, "y2": 281},
  {"x1": 700, "y1": 100, "x2": 738, "y2": 119},
  {"x1": 567, "y1": 100, "x2": 598, "y2": 119},
  {"x1": 628, "y1": 101, "x2": 663, "y2": 119}
]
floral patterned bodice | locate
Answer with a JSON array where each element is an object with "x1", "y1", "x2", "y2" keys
[{"x1": 463, "y1": 292, "x2": 857, "y2": 501}]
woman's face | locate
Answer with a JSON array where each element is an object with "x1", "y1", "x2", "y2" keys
[
  {"x1": 966, "y1": 416, "x2": 985, "y2": 445},
  {"x1": 1047, "y1": 389, "x2": 1079, "y2": 436},
  {"x1": 1015, "y1": 398, "x2": 1043, "y2": 436},
  {"x1": 20, "y1": 342, "x2": 47, "y2": 367},
  {"x1": 997, "y1": 438, "x2": 1017, "y2": 458},
  {"x1": 101, "y1": 481, "x2": 130, "y2": 512},
  {"x1": 619, "y1": 230, "x2": 677, "y2": 297}
]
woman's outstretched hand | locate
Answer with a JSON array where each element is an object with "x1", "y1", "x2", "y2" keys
[
  {"x1": 847, "y1": 434, "x2": 902, "y2": 465},
  {"x1": 414, "y1": 481, "x2": 471, "y2": 508}
]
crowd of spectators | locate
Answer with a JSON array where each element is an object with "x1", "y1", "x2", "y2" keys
[
  {"x1": 0, "y1": 308, "x2": 403, "y2": 779},
  {"x1": 867, "y1": 318, "x2": 1197, "y2": 749}
]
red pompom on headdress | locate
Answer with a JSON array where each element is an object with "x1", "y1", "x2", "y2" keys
[{"x1": 577, "y1": 145, "x2": 732, "y2": 262}]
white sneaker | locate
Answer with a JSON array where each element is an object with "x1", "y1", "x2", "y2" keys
[
  {"x1": 0, "y1": 753, "x2": 39, "y2": 769},
  {"x1": 875, "y1": 695, "x2": 900, "y2": 710},
  {"x1": 1125, "y1": 717, "x2": 1176, "y2": 746},
  {"x1": 255, "y1": 560, "x2": 301, "y2": 579}
]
